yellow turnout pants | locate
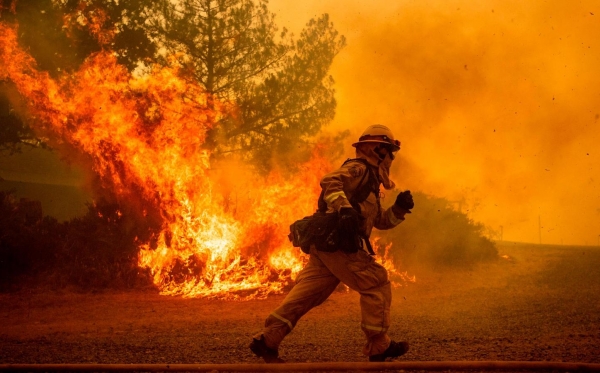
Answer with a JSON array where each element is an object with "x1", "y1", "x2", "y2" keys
[{"x1": 258, "y1": 246, "x2": 392, "y2": 356}]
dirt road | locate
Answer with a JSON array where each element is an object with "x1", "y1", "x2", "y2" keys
[{"x1": 1, "y1": 242, "x2": 599, "y2": 365}]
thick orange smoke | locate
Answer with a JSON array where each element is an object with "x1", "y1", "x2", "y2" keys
[
  {"x1": 274, "y1": 0, "x2": 600, "y2": 245},
  {"x1": 0, "y1": 23, "x2": 411, "y2": 298}
]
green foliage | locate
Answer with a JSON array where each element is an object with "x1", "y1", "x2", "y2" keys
[
  {"x1": 377, "y1": 192, "x2": 498, "y2": 269},
  {"x1": 0, "y1": 0, "x2": 156, "y2": 73},
  {"x1": 52, "y1": 199, "x2": 155, "y2": 290}
]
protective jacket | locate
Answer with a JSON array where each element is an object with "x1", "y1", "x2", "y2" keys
[{"x1": 320, "y1": 158, "x2": 404, "y2": 239}]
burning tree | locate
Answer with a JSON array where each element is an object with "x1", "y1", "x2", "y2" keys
[{"x1": 138, "y1": 0, "x2": 346, "y2": 169}]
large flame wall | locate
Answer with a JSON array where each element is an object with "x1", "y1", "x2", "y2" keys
[{"x1": 0, "y1": 24, "x2": 328, "y2": 298}]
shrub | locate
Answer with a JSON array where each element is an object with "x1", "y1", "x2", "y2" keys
[
  {"x1": 0, "y1": 192, "x2": 154, "y2": 291},
  {"x1": 49, "y1": 199, "x2": 155, "y2": 290},
  {"x1": 376, "y1": 191, "x2": 498, "y2": 269},
  {"x1": 0, "y1": 191, "x2": 65, "y2": 290},
  {"x1": 1, "y1": 189, "x2": 497, "y2": 291}
]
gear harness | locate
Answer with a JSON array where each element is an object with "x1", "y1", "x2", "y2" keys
[{"x1": 317, "y1": 158, "x2": 381, "y2": 255}]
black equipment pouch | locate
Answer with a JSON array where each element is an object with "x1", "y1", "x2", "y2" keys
[
  {"x1": 288, "y1": 216, "x2": 313, "y2": 253},
  {"x1": 288, "y1": 212, "x2": 340, "y2": 254},
  {"x1": 291, "y1": 158, "x2": 380, "y2": 255}
]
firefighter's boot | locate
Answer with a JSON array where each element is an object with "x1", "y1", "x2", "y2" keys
[
  {"x1": 368, "y1": 340, "x2": 409, "y2": 362},
  {"x1": 249, "y1": 335, "x2": 285, "y2": 363}
]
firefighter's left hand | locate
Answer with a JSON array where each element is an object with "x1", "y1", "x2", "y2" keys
[{"x1": 395, "y1": 190, "x2": 414, "y2": 212}]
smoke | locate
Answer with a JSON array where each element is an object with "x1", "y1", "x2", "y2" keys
[{"x1": 272, "y1": 0, "x2": 600, "y2": 245}]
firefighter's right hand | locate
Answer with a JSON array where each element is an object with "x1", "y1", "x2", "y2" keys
[{"x1": 339, "y1": 207, "x2": 360, "y2": 234}]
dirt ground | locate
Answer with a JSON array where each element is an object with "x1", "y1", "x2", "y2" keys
[{"x1": 1, "y1": 242, "x2": 599, "y2": 369}]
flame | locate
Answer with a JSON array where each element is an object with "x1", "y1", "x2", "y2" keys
[
  {"x1": 62, "y1": 2, "x2": 115, "y2": 47},
  {"x1": 371, "y1": 237, "x2": 416, "y2": 288},
  {"x1": 0, "y1": 22, "x2": 412, "y2": 299}
]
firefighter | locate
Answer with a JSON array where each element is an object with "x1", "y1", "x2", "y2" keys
[{"x1": 250, "y1": 124, "x2": 414, "y2": 363}]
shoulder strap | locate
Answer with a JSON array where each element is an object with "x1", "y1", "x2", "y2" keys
[
  {"x1": 317, "y1": 158, "x2": 379, "y2": 213},
  {"x1": 345, "y1": 158, "x2": 379, "y2": 210}
]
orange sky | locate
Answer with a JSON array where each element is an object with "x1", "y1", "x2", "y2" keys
[{"x1": 271, "y1": 0, "x2": 600, "y2": 245}]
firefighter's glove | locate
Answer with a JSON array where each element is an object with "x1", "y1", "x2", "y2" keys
[
  {"x1": 395, "y1": 190, "x2": 414, "y2": 212},
  {"x1": 339, "y1": 207, "x2": 360, "y2": 234}
]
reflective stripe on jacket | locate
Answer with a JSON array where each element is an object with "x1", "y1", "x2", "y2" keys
[{"x1": 320, "y1": 159, "x2": 404, "y2": 237}]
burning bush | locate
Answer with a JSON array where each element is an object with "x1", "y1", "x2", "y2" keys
[{"x1": 0, "y1": 188, "x2": 498, "y2": 293}]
